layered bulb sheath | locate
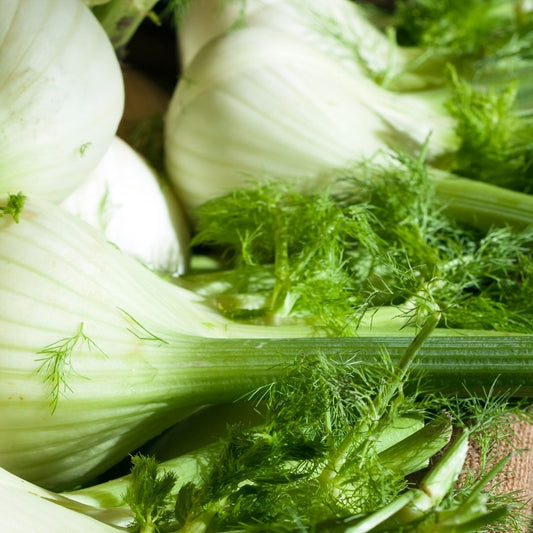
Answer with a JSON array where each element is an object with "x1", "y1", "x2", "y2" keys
[{"x1": 0, "y1": 199, "x2": 314, "y2": 490}]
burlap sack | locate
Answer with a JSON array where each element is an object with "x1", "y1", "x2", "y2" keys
[{"x1": 462, "y1": 418, "x2": 533, "y2": 532}]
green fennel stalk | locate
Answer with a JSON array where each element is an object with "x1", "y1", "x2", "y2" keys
[
  {"x1": 103, "y1": 317, "x2": 531, "y2": 532},
  {"x1": 19, "y1": 312, "x2": 525, "y2": 532}
]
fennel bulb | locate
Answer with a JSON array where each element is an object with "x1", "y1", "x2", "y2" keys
[
  {"x1": 165, "y1": 26, "x2": 456, "y2": 214},
  {"x1": 0, "y1": 0, "x2": 124, "y2": 202},
  {"x1": 61, "y1": 137, "x2": 190, "y2": 276},
  {"x1": 177, "y1": 0, "x2": 412, "y2": 81},
  {"x1": 0, "y1": 466, "x2": 120, "y2": 533},
  {"x1": 0, "y1": 195, "x2": 318, "y2": 490}
]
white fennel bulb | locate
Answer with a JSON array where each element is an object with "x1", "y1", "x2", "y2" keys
[
  {"x1": 62, "y1": 137, "x2": 190, "y2": 276},
  {"x1": 177, "y1": 0, "x2": 267, "y2": 69},
  {"x1": 178, "y1": 0, "x2": 410, "y2": 82},
  {"x1": 0, "y1": 196, "x2": 318, "y2": 490},
  {"x1": 165, "y1": 26, "x2": 456, "y2": 214},
  {"x1": 0, "y1": 466, "x2": 120, "y2": 533},
  {"x1": 0, "y1": 0, "x2": 124, "y2": 202}
]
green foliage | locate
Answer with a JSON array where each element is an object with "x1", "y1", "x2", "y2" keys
[
  {"x1": 188, "y1": 153, "x2": 533, "y2": 334},
  {"x1": 393, "y1": 0, "x2": 533, "y2": 72},
  {"x1": 0, "y1": 192, "x2": 25, "y2": 223},
  {"x1": 125, "y1": 455, "x2": 178, "y2": 533},
  {"x1": 36, "y1": 322, "x2": 107, "y2": 413},
  {"x1": 436, "y1": 225, "x2": 533, "y2": 331},
  {"x1": 388, "y1": 1, "x2": 533, "y2": 194},
  {"x1": 125, "y1": 346, "x2": 431, "y2": 531},
  {"x1": 446, "y1": 67, "x2": 533, "y2": 193},
  {"x1": 122, "y1": 331, "x2": 530, "y2": 532},
  {"x1": 191, "y1": 178, "x2": 369, "y2": 332}
]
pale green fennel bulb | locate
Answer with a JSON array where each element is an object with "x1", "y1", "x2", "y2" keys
[
  {"x1": 167, "y1": 0, "x2": 533, "y2": 225},
  {"x1": 0, "y1": 466, "x2": 121, "y2": 533},
  {"x1": 165, "y1": 24, "x2": 456, "y2": 214},
  {"x1": 62, "y1": 137, "x2": 191, "y2": 276},
  {"x1": 0, "y1": 196, "x2": 318, "y2": 491},
  {"x1": 0, "y1": 0, "x2": 124, "y2": 201},
  {"x1": 177, "y1": 0, "x2": 416, "y2": 83}
]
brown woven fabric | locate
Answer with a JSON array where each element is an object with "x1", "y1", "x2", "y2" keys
[{"x1": 462, "y1": 418, "x2": 533, "y2": 532}]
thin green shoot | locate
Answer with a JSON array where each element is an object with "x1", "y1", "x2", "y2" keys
[
  {"x1": 317, "y1": 312, "x2": 440, "y2": 493},
  {"x1": 36, "y1": 322, "x2": 107, "y2": 413},
  {"x1": 118, "y1": 308, "x2": 169, "y2": 345},
  {"x1": 79, "y1": 142, "x2": 92, "y2": 156}
]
